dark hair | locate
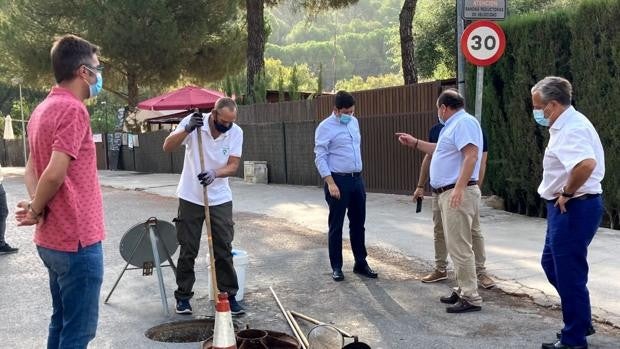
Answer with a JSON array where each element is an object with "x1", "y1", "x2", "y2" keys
[
  {"x1": 50, "y1": 34, "x2": 99, "y2": 83},
  {"x1": 334, "y1": 90, "x2": 355, "y2": 109},
  {"x1": 437, "y1": 89, "x2": 465, "y2": 109}
]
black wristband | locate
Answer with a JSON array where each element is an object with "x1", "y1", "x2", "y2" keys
[{"x1": 561, "y1": 186, "x2": 574, "y2": 198}]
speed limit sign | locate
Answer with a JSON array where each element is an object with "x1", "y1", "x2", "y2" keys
[{"x1": 461, "y1": 20, "x2": 506, "y2": 66}]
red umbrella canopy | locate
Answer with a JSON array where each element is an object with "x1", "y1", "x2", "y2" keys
[{"x1": 137, "y1": 85, "x2": 226, "y2": 111}]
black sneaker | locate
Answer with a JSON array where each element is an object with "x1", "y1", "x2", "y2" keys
[
  {"x1": 228, "y1": 295, "x2": 245, "y2": 316},
  {"x1": 0, "y1": 243, "x2": 18, "y2": 254},
  {"x1": 175, "y1": 299, "x2": 192, "y2": 314}
]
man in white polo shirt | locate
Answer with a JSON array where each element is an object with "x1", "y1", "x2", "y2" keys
[
  {"x1": 396, "y1": 89, "x2": 483, "y2": 313},
  {"x1": 163, "y1": 97, "x2": 244, "y2": 316}
]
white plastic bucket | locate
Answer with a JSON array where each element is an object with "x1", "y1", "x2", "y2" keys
[{"x1": 206, "y1": 249, "x2": 249, "y2": 301}]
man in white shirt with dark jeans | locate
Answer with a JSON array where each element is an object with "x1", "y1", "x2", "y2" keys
[
  {"x1": 533, "y1": 77, "x2": 604, "y2": 349},
  {"x1": 163, "y1": 97, "x2": 244, "y2": 315}
]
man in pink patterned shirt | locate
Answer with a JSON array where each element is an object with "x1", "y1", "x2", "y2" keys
[{"x1": 15, "y1": 34, "x2": 105, "y2": 349}]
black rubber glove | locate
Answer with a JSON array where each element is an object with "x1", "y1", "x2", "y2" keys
[
  {"x1": 184, "y1": 112, "x2": 204, "y2": 133},
  {"x1": 197, "y1": 169, "x2": 216, "y2": 187}
]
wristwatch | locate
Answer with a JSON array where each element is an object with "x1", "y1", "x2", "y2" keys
[{"x1": 560, "y1": 186, "x2": 574, "y2": 198}]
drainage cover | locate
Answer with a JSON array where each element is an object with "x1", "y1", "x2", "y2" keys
[
  {"x1": 202, "y1": 328, "x2": 300, "y2": 348},
  {"x1": 146, "y1": 318, "x2": 238, "y2": 343}
]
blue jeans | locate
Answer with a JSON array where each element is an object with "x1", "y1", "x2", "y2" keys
[
  {"x1": 37, "y1": 242, "x2": 104, "y2": 349},
  {"x1": 542, "y1": 195, "x2": 603, "y2": 347}
]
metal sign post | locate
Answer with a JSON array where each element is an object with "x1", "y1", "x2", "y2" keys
[{"x1": 460, "y1": 20, "x2": 506, "y2": 122}]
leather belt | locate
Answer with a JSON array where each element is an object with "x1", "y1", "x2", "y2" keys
[
  {"x1": 332, "y1": 172, "x2": 361, "y2": 177},
  {"x1": 432, "y1": 181, "x2": 478, "y2": 194},
  {"x1": 546, "y1": 193, "x2": 600, "y2": 203}
]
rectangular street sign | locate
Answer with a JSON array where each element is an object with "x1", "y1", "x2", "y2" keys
[{"x1": 463, "y1": 0, "x2": 506, "y2": 20}]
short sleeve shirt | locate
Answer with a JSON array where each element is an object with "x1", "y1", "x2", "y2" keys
[
  {"x1": 175, "y1": 113, "x2": 243, "y2": 206},
  {"x1": 429, "y1": 122, "x2": 488, "y2": 152},
  {"x1": 537, "y1": 106, "x2": 604, "y2": 200},
  {"x1": 429, "y1": 110, "x2": 483, "y2": 188},
  {"x1": 28, "y1": 87, "x2": 105, "y2": 252}
]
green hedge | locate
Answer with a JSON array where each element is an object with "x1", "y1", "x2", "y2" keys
[{"x1": 466, "y1": 0, "x2": 620, "y2": 228}]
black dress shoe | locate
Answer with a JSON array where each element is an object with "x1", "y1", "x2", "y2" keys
[
  {"x1": 541, "y1": 340, "x2": 587, "y2": 349},
  {"x1": 353, "y1": 264, "x2": 378, "y2": 278},
  {"x1": 440, "y1": 291, "x2": 460, "y2": 304},
  {"x1": 446, "y1": 299, "x2": 481, "y2": 313},
  {"x1": 556, "y1": 325, "x2": 595, "y2": 339},
  {"x1": 332, "y1": 269, "x2": 344, "y2": 281}
]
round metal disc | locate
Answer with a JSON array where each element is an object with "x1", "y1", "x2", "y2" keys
[{"x1": 119, "y1": 219, "x2": 178, "y2": 268}]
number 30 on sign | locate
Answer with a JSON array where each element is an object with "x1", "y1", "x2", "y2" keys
[{"x1": 461, "y1": 20, "x2": 506, "y2": 66}]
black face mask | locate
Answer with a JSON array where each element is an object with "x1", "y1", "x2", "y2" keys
[{"x1": 213, "y1": 115, "x2": 233, "y2": 133}]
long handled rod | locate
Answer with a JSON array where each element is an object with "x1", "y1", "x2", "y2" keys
[
  {"x1": 287, "y1": 310, "x2": 309, "y2": 348},
  {"x1": 270, "y1": 287, "x2": 307, "y2": 349},
  {"x1": 195, "y1": 110, "x2": 219, "y2": 304}
]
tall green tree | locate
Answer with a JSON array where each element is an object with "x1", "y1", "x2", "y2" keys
[
  {"x1": 245, "y1": 0, "x2": 358, "y2": 103},
  {"x1": 0, "y1": 0, "x2": 246, "y2": 109}
]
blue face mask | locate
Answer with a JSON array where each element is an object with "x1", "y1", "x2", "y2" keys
[
  {"x1": 339, "y1": 113, "x2": 352, "y2": 124},
  {"x1": 533, "y1": 109, "x2": 549, "y2": 127},
  {"x1": 88, "y1": 72, "x2": 103, "y2": 98}
]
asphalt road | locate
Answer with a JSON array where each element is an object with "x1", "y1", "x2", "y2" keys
[{"x1": 0, "y1": 176, "x2": 618, "y2": 348}]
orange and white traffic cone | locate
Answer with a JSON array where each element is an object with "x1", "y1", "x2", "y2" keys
[{"x1": 212, "y1": 292, "x2": 237, "y2": 349}]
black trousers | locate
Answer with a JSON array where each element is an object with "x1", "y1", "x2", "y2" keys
[
  {"x1": 324, "y1": 174, "x2": 368, "y2": 270},
  {"x1": 174, "y1": 199, "x2": 238, "y2": 300}
]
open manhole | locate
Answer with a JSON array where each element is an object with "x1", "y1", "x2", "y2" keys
[{"x1": 146, "y1": 318, "x2": 237, "y2": 343}]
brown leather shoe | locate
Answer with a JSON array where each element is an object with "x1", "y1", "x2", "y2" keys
[
  {"x1": 477, "y1": 273, "x2": 496, "y2": 289},
  {"x1": 446, "y1": 299, "x2": 481, "y2": 313},
  {"x1": 421, "y1": 269, "x2": 447, "y2": 283}
]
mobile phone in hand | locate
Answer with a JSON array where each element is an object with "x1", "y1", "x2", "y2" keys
[{"x1": 416, "y1": 197, "x2": 422, "y2": 213}]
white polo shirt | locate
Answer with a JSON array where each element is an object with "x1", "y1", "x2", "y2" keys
[
  {"x1": 429, "y1": 109, "x2": 483, "y2": 189},
  {"x1": 538, "y1": 106, "x2": 604, "y2": 200},
  {"x1": 174, "y1": 112, "x2": 243, "y2": 206}
]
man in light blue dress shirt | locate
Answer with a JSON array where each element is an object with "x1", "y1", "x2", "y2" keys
[{"x1": 314, "y1": 91, "x2": 377, "y2": 282}]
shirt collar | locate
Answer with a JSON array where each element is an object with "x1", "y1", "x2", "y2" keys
[
  {"x1": 444, "y1": 108, "x2": 466, "y2": 126},
  {"x1": 550, "y1": 106, "x2": 575, "y2": 130},
  {"x1": 50, "y1": 86, "x2": 81, "y2": 102}
]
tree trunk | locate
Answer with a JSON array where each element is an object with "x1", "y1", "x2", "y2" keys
[
  {"x1": 399, "y1": 0, "x2": 418, "y2": 85},
  {"x1": 127, "y1": 71, "x2": 139, "y2": 111},
  {"x1": 246, "y1": 0, "x2": 265, "y2": 103}
]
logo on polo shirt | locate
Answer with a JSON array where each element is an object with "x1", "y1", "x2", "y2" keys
[{"x1": 222, "y1": 146, "x2": 229, "y2": 156}]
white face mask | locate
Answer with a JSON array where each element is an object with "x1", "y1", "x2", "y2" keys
[{"x1": 437, "y1": 106, "x2": 445, "y2": 125}]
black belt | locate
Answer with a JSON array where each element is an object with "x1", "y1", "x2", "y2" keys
[
  {"x1": 546, "y1": 193, "x2": 600, "y2": 203},
  {"x1": 332, "y1": 172, "x2": 361, "y2": 177},
  {"x1": 432, "y1": 181, "x2": 478, "y2": 194}
]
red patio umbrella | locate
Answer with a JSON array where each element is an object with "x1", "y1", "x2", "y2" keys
[{"x1": 137, "y1": 85, "x2": 225, "y2": 111}]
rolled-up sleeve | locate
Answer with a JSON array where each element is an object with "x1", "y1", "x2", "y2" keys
[{"x1": 314, "y1": 124, "x2": 331, "y2": 178}]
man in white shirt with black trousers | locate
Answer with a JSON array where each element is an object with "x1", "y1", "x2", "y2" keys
[{"x1": 163, "y1": 97, "x2": 245, "y2": 316}]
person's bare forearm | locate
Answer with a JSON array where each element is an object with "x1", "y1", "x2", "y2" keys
[
  {"x1": 455, "y1": 151, "x2": 478, "y2": 191},
  {"x1": 214, "y1": 158, "x2": 241, "y2": 178},
  {"x1": 163, "y1": 131, "x2": 188, "y2": 152},
  {"x1": 564, "y1": 159, "x2": 596, "y2": 193},
  {"x1": 417, "y1": 154, "x2": 431, "y2": 188},
  {"x1": 478, "y1": 152, "x2": 488, "y2": 189},
  {"x1": 24, "y1": 157, "x2": 37, "y2": 199}
]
